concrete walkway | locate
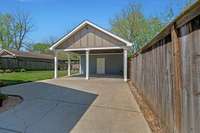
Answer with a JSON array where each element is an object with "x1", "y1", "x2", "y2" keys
[{"x1": 0, "y1": 77, "x2": 151, "y2": 133}]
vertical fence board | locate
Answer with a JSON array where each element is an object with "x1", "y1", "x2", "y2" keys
[
  {"x1": 0, "y1": 57, "x2": 79, "y2": 71},
  {"x1": 129, "y1": 28, "x2": 200, "y2": 133}
]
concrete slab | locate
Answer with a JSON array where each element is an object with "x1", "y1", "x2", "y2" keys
[{"x1": 0, "y1": 77, "x2": 151, "y2": 133}]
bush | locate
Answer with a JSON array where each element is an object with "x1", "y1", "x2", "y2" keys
[
  {"x1": 14, "y1": 69, "x2": 21, "y2": 72},
  {"x1": 0, "y1": 93, "x2": 7, "y2": 101},
  {"x1": 20, "y1": 69, "x2": 26, "y2": 72},
  {"x1": 0, "y1": 69, "x2": 4, "y2": 73},
  {"x1": 5, "y1": 69, "x2": 12, "y2": 73},
  {"x1": 0, "y1": 81, "x2": 4, "y2": 87}
]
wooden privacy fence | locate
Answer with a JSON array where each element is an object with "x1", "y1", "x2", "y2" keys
[
  {"x1": 129, "y1": 2, "x2": 200, "y2": 133},
  {"x1": 0, "y1": 57, "x2": 79, "y2": 71}
]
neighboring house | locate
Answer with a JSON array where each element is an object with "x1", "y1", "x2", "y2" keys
[
  {"x1": 0, "y1": 49, "x2": 70, "y2": 70},
  {"x1": 50, "y1": 20, "x2": 132, "y2": 81},
  {"x1": 0, "y1": 49, "x2": 54, "y2": 59}
]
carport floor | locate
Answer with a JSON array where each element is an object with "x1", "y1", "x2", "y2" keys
[{"x1": 0, "y1": 77, "x2": 151, "y2": 133}]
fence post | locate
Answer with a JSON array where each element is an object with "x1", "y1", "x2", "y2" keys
[{"x1": 171, "y1": 24, "x2": 182, "y2": 133}]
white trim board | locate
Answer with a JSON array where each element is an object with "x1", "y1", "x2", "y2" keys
[
  {"x1": 55, "y1": 46, "x2": 124, "y2": 52},
  {"x1": 79, "y1": 53, "x2": 123, "y2": 56},
  {"x1": 50, "y1": 20, "x2": 133, "y2": 50}
]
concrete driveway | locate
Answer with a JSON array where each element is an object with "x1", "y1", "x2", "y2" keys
[{"x1": 0, "y1": 77, "x2": 151, "y2": 133}]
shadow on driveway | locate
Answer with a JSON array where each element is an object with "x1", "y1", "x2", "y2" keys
[{"x1": 0, "y1": 82, "x2": 98, "y2": 133}]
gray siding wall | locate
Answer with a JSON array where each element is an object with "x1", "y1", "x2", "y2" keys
[
  {"x1": 56, "y1": 25, "x2": 126, "y2": 49},
  {"x1": 80, "y1": 54, "x2": 123, "y2": 75}
]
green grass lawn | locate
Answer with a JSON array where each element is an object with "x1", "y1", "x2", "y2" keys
[{"x1": 0, "y1": 71, "x2": 67, "y2": 87}]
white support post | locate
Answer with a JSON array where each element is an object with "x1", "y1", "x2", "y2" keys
[
  {"x1": 68, "y1": 54, "x2": 71, "y2": 76},
  {"x1": 86, "y1": 50, "x2": 89, "y2": 80},
  {"x1": 79, "y1": 56, "x2": 82, "y2": 74},
  {"x1": 54, "y1": 50, "x2": 58, "y2": 79},
  {"x1": 123, "y1": 49, "x2": 128, "y2": 82}
]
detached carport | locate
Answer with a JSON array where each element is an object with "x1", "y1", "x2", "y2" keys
[{"x1": 50, "y1": 21, "x2": 132, "y2": 81}]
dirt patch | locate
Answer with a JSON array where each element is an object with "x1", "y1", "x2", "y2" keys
[
  {"x1": 0, "y1": 95, "x2": 22, "y2": 113},
  {"x1": 128, "y1": 81, "x2": 166, "y2": 133}
]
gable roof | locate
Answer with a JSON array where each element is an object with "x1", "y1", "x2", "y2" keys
[
  {"x1": 0, "y1": 49, "x2": 54, "y2": 60},
  {"x1": 0, "y1": 49, "x2": 16, "y2": 56},
  {"x1": 50, "y1": 20, "x2": 133, "y2": 50}
]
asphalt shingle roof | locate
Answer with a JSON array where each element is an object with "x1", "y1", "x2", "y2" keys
[{"x1": 0, "y1": 49, "x2": 54, "y2": 60}]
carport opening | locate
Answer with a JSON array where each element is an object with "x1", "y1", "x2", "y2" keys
[{"x1": 77, "y1": 49, "x2": 124, "y2": 78}]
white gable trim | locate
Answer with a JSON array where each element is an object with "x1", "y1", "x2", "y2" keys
[
  {"x1": 0, "y1": 49, "x2": 16, "y2": 57},
  {"x1": 50, "y1": 20, "x2": 132, "y2": 50}
]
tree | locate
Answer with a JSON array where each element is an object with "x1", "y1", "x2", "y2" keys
[
  {"x1": 0, "y1": 14, "x2": 14, "y2": 49},
  {"x1": 163, "y1": 7, "x2": 175, "y2": 24},
  {"x1": 12, "y1": 12, "x2": 33, "y2": 50},
  {"x1": 110, "y1": 3, "x2": 145, "y2": 51},
  {"x1": 31, "y1": 43, "x2": 50, "y2": 54},
  {"x1": 0, "y1": 12, "x2": 33, "y2": 50},
  {"x1": 110, "y1": 3, "x2": 164, "y2": 52},
  {"x1": 31, "y1": 42, "x2": 79, "y2": 60},
  {"x1": 31, "y1": 36, "x2": 58, "y2": 54},
  {"x1": 46, "y1": 36, "x2": 57, "y2": 45},
  {"x1": 147, "y1": 17, "x2": 164, "y2": 42}
]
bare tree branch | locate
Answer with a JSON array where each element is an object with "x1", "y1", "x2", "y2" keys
[{"x1": 12, "y1": 11, "x2": 33, "y2": 50}]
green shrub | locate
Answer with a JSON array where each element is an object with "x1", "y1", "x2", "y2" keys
[
  {"x1": 5, "y1": 69, "x2": 12, "y2": 73},
  {"x1": 20, "y1": 69, "x2": 26, "y2": 72},
  {"x1": 14, "y1": 69, "x2": 21, "y2": 72},
  {"x1": 0, "y1": 81, "x2": 4, "y2": 87},
  {"x1": 0, "y1": 69, "x2": 4, "y2": 73},
  {"x1": 0, "y1": 93, "x2": 7, "y2": 101}
]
